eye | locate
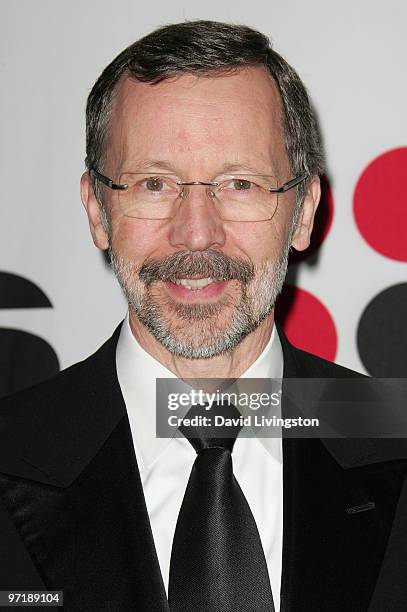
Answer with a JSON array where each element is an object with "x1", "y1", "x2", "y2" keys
[
  {"x1": 232, "y1": 179, "x2": 252, "y2": 190},
  {"x1": 145, "y1": 177, "x2": 165, "y2": 191}
]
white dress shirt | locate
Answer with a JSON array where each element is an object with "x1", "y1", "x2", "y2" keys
[{"x1": 116, "y1": 313, "x2": 284, "y2": 610}]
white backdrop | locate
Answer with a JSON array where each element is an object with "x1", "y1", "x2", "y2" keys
[{"x1": 1, "y1": 0, "x2": 406, "y2": 381}]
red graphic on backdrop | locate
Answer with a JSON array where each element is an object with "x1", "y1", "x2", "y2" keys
[
  {"x1": 276, "y1": 285, "x2": 337, "y2": 361},
  {"x1": 353, "y1": 147, "x2": 407, "y2": 262},
  {"x1": 289, "y1": 175, "x2": 334, "y2": 264}
]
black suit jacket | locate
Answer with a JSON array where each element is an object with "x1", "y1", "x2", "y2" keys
[{"x1": 1, "y1": 323, "x2": 407, "y2": 611}]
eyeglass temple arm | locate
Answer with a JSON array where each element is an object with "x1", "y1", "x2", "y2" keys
[
  {"x1": 268, "y1": 172, "x2": 308, "y2": 193},
  {"x1": 90, "y1": 168, "x2": 128, "y2": 190}
]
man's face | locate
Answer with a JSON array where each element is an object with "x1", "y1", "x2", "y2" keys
[{"x1": 82, "y1": 66, "x2": 319, "y2": 358}]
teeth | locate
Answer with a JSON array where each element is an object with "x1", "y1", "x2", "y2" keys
[{"x1": 174, "y1": 277, "x2": 215, "y2": 290}]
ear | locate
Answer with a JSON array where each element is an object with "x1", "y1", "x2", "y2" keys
[
  {"x1": 290, "y1": 175, "x2": 321, "y2": 251},
  {"x1": 80, "y1": 171, "x2": 110, "y2": 250}
]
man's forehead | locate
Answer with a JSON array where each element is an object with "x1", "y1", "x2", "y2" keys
[{"x1": 112, "y1": 66, "x2": 284, "y2": 123}]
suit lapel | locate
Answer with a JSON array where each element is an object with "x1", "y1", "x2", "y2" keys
[
  {"x1": 0, "y1": 414, "x2": 169, "y2": 611},
  {"x1": 278, "y1": 327, "x2": 407, "y2": 611},
  {"x1": 0, "y1": 325, "x2": 169, "y2": 611}
]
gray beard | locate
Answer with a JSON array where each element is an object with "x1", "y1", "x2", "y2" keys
[{"x1": 110, "y1": 246, "x2": 290, "y2": 359}]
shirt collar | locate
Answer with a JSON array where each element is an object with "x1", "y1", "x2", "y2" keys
[{"x1": 116, "y1": 312, "x2": 284, "y2": 471}]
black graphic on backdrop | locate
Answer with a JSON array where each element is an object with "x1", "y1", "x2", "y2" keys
[
  {"x1": 0, "y1": 272, "x2": 59, "y2": 399},
  {"x1": 357, "y1": 283, "x2": 407, "y2": 377}
]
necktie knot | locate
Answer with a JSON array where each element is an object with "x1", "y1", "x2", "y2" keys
[{"x1": 178, "y1": 400, "x2": 243, "y2": 454}]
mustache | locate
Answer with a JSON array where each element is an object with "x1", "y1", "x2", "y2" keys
[{"x1": 138, "y1": 250, "x2": 255, "y2": 285}]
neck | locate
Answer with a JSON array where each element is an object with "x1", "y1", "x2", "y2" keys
[{"x1": 128, "y1": 308, "x2": 275, "y2": 380}]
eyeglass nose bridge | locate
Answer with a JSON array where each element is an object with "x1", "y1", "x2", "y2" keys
[{"x1": 176, "y1": 180, "x2": 219, "y2": 200}]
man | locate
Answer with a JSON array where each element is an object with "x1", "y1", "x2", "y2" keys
[{"x1": 1, "y1": 20, "x2": 406, "y2": 612}]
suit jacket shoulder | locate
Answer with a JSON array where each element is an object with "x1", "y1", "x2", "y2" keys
[{"x1": 0, "y1": 324, "x2": 125, "y2": 487}]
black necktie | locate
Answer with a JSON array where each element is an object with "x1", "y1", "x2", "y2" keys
[{"x1": 168, "y1": 401, "x2": 275, "y2": 612}]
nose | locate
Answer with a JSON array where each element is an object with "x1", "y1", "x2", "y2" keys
[{"x1": 168, "y1": 185, "x2": 227, "y2": 251}]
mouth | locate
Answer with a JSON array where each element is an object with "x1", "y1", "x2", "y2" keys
[
  {"x1": 172, "y1": 276, "x2": 225, "y2": 290},
  {"x1": 164, "y1": 276, "x2": 230, "y2": 300}
]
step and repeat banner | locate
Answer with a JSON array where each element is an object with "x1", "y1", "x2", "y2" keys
[{"x1": 1, "y1": 1, "x2": 406, "y2": 398}]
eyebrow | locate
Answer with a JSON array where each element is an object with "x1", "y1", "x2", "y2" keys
[
  {"x1": 129, "y1": 159, "x2": 178, "y2": 173},
  {"x1": 218, "y1": 162, "x2": 274, "y2": 175}
]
